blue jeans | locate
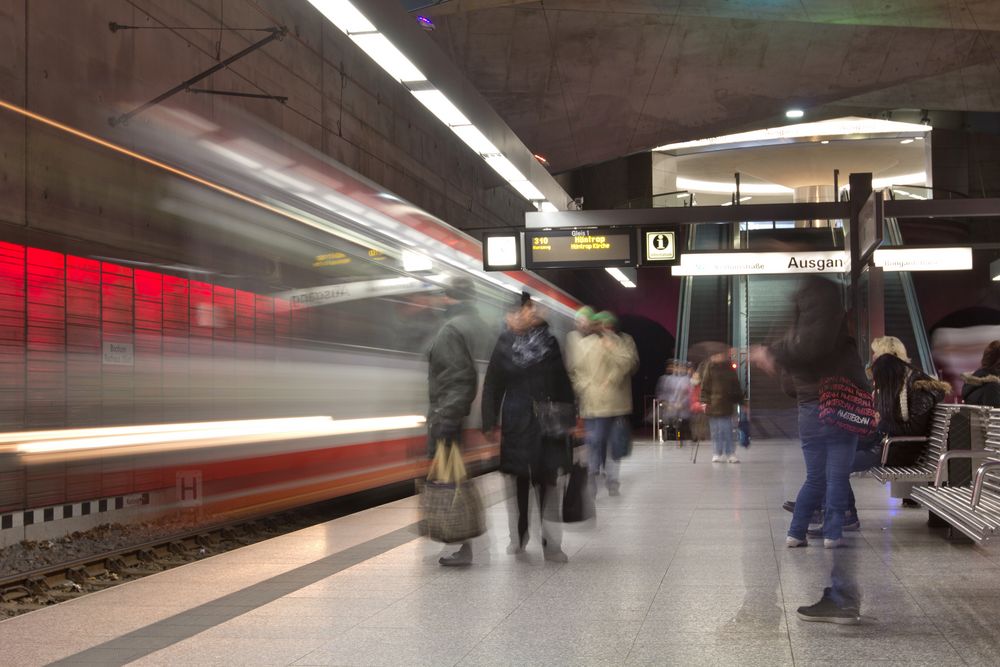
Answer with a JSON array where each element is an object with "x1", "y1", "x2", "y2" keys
[
  {"x1": 709, "y1": 416, "x2": 735, "y2": 457},
  {"x1": 789, "y1": 403, "x2": 858, "y2": 540},
  {"x1": 586, "y1": 417, "x2": 625, "y2": 490}
]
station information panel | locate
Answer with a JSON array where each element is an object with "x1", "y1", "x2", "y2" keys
[{"x1": 524, "y1": 228, "x2": 635, "y2": 269}]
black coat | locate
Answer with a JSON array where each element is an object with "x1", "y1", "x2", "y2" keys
[
  {"x1": 961, "y1": 369, "x2": 1000, "y2": 407},
  {"x1": 482, "y1": 322, "x2": 575, "y2": 478},
  {"x1": 767, "y1": 277, "x2": 869, "y2": 404},
  {"x1": 877, "y1": 370, "x2": 951, "y2": 436}
]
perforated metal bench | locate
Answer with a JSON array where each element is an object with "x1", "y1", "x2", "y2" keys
[
  {"x1": 869, "y1": 404, "x2": 964, "y2": 485},
  {"x1": 911, "y1": 408, "x2": 1000, "y2": 545}
]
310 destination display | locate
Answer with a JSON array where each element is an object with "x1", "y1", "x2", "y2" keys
[{"x1": 524, "y1": 228, "x2": 635, "y2": 269}]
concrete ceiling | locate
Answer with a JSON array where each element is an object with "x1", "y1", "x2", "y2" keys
[{"x1": 417, "y1": 0, "x2": 1000, "y2": 172}]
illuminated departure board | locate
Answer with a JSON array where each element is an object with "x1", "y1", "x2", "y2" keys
[{"x1": 524, "y1": 228, "x2": 635, "y2": 269}]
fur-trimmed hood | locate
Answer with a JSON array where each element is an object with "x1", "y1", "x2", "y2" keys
[
  {"x1": 961, "y1": 372, "x2": 1000, "y2": 386},
  {"x1": 914, "y1": 377, "x2": 954, "y2": 394}
]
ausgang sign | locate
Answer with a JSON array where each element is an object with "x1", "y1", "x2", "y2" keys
[
  {"x1": 671, "y1": 247, "x2": 973, "y2": 276},
  {"x1": 671, "y1": 251, "x2": 848, "y2": 276}
]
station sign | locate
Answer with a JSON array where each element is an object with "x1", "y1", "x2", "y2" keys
[
  {"x1": 671, "y1": 247, "x2": 973, "y2": 277},
  {"x1": 671, "y1": 251, "x2": 847, "y2": 277},
  {"x1": 642, "y1": 230, "x2": 677, "y2": 264},
  {"x1": 524, "y1": 227, "x2": 635, "y2": 269}
]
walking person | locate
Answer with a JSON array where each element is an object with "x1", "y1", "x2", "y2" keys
[
  {"x1": 570, "y1": 310, "x2": 639, "y2": 496},
  {"x1": 750, "y1": 276, "x2": 867, "y2": 623},
  {"x1": 656, "y1": 361, "x2": 691, "y2": 442},
  {"x1": 700, "y1": 350, "x2": 743, "y2": 463},
  {"x1": 482, "y1": 292, "x2": 574, "y2": 562},
  {"x1": 426, "y1": 276, "x2": 489, "y2": 566}
]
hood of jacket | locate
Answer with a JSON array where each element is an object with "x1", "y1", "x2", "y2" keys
[
  {"x1": 961, "y1": 372, "x2": 1000, "y2": 386},
  {"x1": 913, "y1": 377, "x2": 954, "y2": 394}
]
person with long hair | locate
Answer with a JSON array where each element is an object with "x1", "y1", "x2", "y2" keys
[
  {"x1": 482, "y1": 292, "x2": 574, "y2": 562},
  {"x1": 961, "y1": 340, "x2": 1000, "y2": 407}
]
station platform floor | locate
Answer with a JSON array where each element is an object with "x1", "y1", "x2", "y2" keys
[{"x1": 4, "y1": 439, "x2": 1000, "y2": 666}]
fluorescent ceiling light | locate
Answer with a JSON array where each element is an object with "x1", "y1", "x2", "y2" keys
[
  {"x1": 900, "y1": 138, "x2": 914, "y2": 144},
  {"x1": 991, "y1": 258, "x2": 1000, "y2": 281},
  {"x1": 653, "y1": 116, "x2": 932, "y2": 152},
  {"x1": 509, "y1": 180, "x2": 545, "y2": 200},
  {"x1": 485, "y1": 155, "x2": 527, "y2": 182},
  {"x1": 786, "y1": 109, "x2": 805, "y2": 119},
  {"x1": 411, "y1": 89, "x2": 469, "y2": 126},
  {"x1": 677, "y1": 177, "x2": 793, "y2": 195},
  {"x1": 402, "y1": 249, "x2": 433, "y2": 272},
  {"x1": 821, "y1": 140, "x2": 830, "y2": 144},
  {"x1": 350, "y1": 32, "x2": 426, "y2": 83},
  {"x1": 606, "y1": 267, "x2": 637, "y2": 288},
  {"x1": 307, "y1": 0, "x2": 376, "y2": 34},
  {"x1": 451, "y1": 125, "x2": 499, "y2": 155}
]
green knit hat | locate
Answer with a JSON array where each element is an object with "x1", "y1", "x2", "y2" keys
[
  {"x1": 593, "y1": 310, "x2": 617, "y2": 327},
  {"x1": 575, "y1": 306, "x2": 595, "y2": 321}
]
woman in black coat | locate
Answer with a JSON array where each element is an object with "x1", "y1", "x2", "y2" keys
[
  {"x1": 482, "y1": 293, "x2": 574, "y2": 562},
  {"x1": 961, "y1": 340, "x2": 1000, "y2": 407}
]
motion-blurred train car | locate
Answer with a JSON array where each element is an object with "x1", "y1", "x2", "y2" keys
[{"x1": 0, "y1": 101, "x2": 577, "y2": 545}]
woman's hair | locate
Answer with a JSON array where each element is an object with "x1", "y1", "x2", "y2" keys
[
  {"x1": 871, "y1": 354, "x2": 909, "y2": 421},
  {"x1": 981, "y1": 340, "x2": 1000, "y2": 374}
]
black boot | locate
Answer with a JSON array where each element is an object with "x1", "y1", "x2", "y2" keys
[{"x1": 796, "y1": 588, "x2": 860, "y2": 625}]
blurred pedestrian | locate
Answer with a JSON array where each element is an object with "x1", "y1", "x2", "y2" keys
[
  {"x1": 426, "y1": 276, "x2": 489, "y2": 566},
  {"x1": 700, "y1": 351, "x2": 744, "y2": 463},
  {"x1": 565, "y1": 305, "x2": 595, "y2": 376},
  {"x1": 751, "y1": 276, "x2": 866, "y2": 624},
  {"x1": 482, "y1": 292, "x2": 574, "y2": 562},
  {"x1": 570, "y1": 310, "x2": 638, "y2": 496},
  {"x1": 656, "y1": 360, "x2": 691, "y2": 442},
  {"x1": 961, "y1": 339, "x2": 1000, "y2": 407}
]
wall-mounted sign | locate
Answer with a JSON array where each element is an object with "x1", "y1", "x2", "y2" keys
[
  {"x1": 873, "y1": 247, "x2": 972, "y2": 272},
  {"x1": 102, "y1": 341, "x2": 134, "y2": 366},
  {"x1": 671, "y1": 251, "x2": 848, "y2": 276},
  {"x1": 670, "y1": 246, "x2": 974, "y2": 277},
  {"x1": 525, "y1": 228, "x2": 635, "y2": 269},
  {"x1": 643, "y1": 230, "x2": 677, "y2": 263},
  {"x1": 483, "y1": 233, "x2": 522, "y2": 271}
]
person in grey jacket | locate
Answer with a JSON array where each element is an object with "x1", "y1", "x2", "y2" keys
[{"x1": 426, "y1": 276, "x2": 488, "y2": 566}]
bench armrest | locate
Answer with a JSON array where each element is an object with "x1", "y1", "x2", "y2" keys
[
  {"x1": 971, "y1": 460, "x2": 1000, "y2": 508},
  {"x1": 933, "y1": 450, "x2": 996, "y2": 487},
  {"x1": 881, "y1": 436, "x2": 927, "y2": 466}
]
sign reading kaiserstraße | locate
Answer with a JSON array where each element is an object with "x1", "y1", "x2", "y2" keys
[{"x1": 525, "y1": 228, "x2": 635, "y2": 269}]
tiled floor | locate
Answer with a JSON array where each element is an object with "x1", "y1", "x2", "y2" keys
[{"x1": 4, "y1": 439, "x2": 1000, "y2": 666}]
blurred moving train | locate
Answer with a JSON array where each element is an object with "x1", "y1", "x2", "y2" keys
[{"x1": 0, "y1": 98, "x2": 578, "y2": 545}]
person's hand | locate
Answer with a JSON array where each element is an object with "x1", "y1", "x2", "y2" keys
[
  {"x1": 749, "y1": 345, "x2": 776, "y2": 376},
  {"x1": 430, "y1": 420, "x2": 461, "y2": 443}
]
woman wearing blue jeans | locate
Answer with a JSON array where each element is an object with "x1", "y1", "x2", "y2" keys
[{"x1": 751, "y1": 276, "x2": 868, "y2": 624}]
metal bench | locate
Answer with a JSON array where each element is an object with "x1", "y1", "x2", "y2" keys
[
  {"x1": 868, "y1": 404, "x2": 966, "y2": 485},
  {"x1": 911, "y1": 408, "x2": 1000, "y2": 545}
]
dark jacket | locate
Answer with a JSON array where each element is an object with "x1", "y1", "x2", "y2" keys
[
  {"x1": 700, "y1": 361, "x2": 743, "y2": 417},
  {"x1": 877, "y1": 369, "x2": 951, "y2": 436},
  {"x1": 767, "y1": 277, "x2": 869, "y2": 403},
  {"x1": 427, "y1": 302, "x2": 488, "y2": 435},
  {"x1": 961, "y1": 369, "x2": 1000, "y2": 407},
  {"x1": 482, "y1": 322, "x2": 575, "y2": 477}
]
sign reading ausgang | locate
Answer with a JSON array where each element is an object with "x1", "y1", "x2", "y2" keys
[
  {"x1": 525, "y1": 228, "x2": 635, "y2": 269},
  {"x1": 672, "y1": 251, "x2": 848, "y2": 276}
]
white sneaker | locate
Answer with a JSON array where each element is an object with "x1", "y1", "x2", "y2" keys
[
  {"x1": 824, "y1": 538, "x2": 845, "y2": 549},
  {"x1": 711, "y1": 455, "x2": 723, "y2": 462},
  {"x1": 727, "y1": 455, "x2": 740, "y2": 463},
  {"x1": 786, "y1": 536, "x2": 808, "y2": 548}
]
